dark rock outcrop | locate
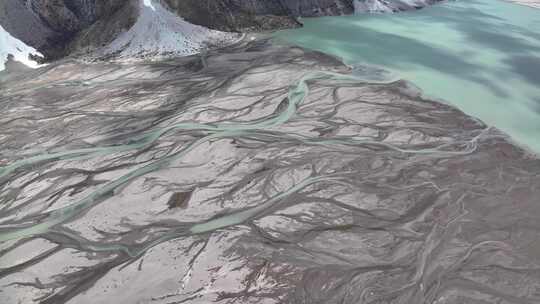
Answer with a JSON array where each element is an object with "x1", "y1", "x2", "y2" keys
[
  {"x1": 67, "y1": 1, "x2": 137, "y2": 57},
  {"x1": 282, "y1": 0, "x2": 355, "y2": 15},
  {"x1": 163, "y1": 0, "x2": 355, "y2": 31},
  {"x1": 164, "y1": 0, "x2": 445, "y2": 31}
]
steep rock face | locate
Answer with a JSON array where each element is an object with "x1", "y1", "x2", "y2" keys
[
  {"x1": 67, "y1": 0, "x2": 138, "y2": 56},
  {"x1": 283, "y1": 0, "x2": 355, "y2": 15},
  {"x1": 163, "y1": 0, "x2": 442, "y2": 31},
  {"x1": 162, "y1": 0, "x2": 299, "y2": 32},
  {"x1": 0, "y1": 0, "x2": 132, "y2": 59},
  {"x1": 0, "y1": 0, "x2": 60, "y2": 58},
  {"x1": 163, "y1": 0, "x2": 355, "y2": 31}
]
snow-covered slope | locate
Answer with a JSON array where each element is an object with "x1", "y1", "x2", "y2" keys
[
  {"x1": 100, "y1": 0, "x2": 241, "y2": 59},
  {"x1": 0, "y1": 24, "x2": 43, "y2": 72}
]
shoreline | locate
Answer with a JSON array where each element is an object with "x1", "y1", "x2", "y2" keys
[
  {"x1": 270, "y1": 35, "x2": 540, "y2": 158},
  {"x1": 273, "y1": 0, "x2": 540, "y2": 155}
]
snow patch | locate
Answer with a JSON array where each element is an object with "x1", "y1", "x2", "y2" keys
[
  {"x1": 354, "y1": 0, "x2": 435, "y2": 13},
  {"x1": 354, "y1": 0, "x2": 394, "y2": 12},
  {"x1": 0, "y1": 24, "x2": 43, "y2": 72},
  {"x1": 100, "y1": 0, "x2": 240, "y2": 59},
  {"x1": 143, "y1": 0, "x2": 156, "y2": 11}
]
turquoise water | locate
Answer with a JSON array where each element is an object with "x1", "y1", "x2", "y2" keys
[{"x1": 276, "y1": 0, "x2": 540, "y2": 153}]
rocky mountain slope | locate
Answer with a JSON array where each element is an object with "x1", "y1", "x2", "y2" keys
[
  {"x1": 0, "y1": 0, "x2": 441, "y2": 65},
  {"x1": 166, "y1": 0, "x2": 443, "y2": 32},
  {"x1": 0, "y1": 0, "x2": 132, "y2": 59},
  {"x1": 162, "y1": 0, "x2": 353, "y2": 32}
]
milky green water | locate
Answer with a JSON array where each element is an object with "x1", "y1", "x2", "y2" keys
[{"x1": 276, "y1": 0, "x2": 540, "y2": 153}]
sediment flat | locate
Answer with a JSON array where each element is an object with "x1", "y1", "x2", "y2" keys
[{"x1": 0, "y1": 38, "x2": 539, "y2": 304}]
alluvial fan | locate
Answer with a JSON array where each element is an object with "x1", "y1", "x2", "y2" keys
[
  {"x1": 0, "y1": 38, "x2": 539, "y2": 304},
  {"x1": 99, "y1": 0, "x2": 241, "y2": 59}
]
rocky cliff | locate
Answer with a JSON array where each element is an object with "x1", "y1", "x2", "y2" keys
[
  {"x1": 160, "y1": 0, "x2": 443, "y2": 31},
  {"x1": 0, "y1": 0, "x2": 133, "y2": 59},
  {"x1": 162, "y1": 0, "x2": 356, "y2": 32}
]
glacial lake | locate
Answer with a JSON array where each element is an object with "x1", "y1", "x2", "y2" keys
[{"x1": 276, "y1": 0, "x2": 540, "y2": 153}]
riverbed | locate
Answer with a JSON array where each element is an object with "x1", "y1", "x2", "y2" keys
[{"x1": 1, "y1": 7, "x2": 540, "y2": 303}]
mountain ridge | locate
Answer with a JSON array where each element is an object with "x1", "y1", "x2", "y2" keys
[{"x1": 0, "y1": 0, "x2": 441, "y2": 66}]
